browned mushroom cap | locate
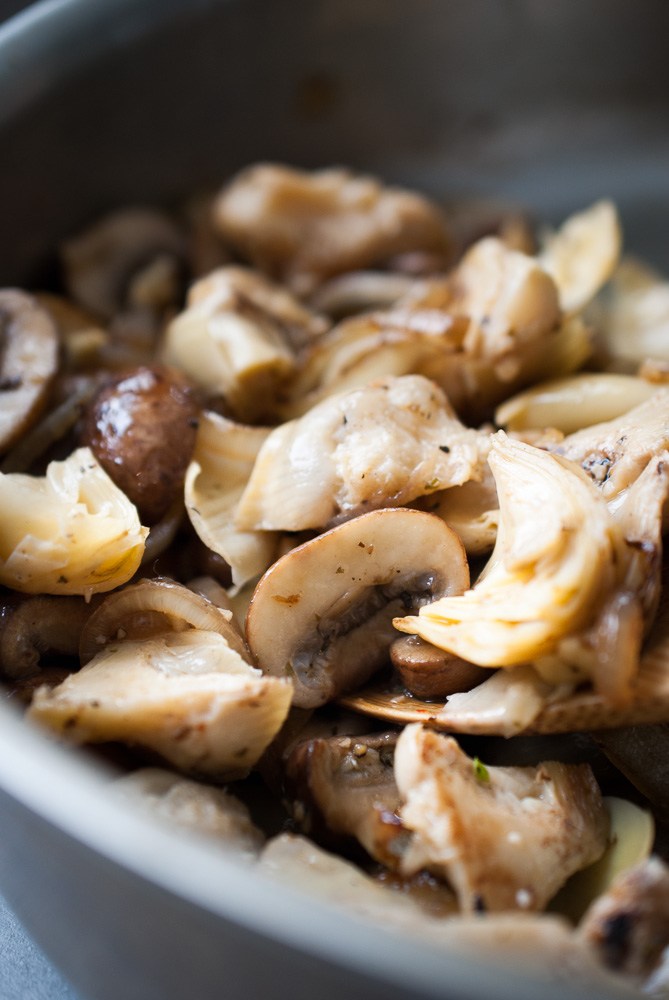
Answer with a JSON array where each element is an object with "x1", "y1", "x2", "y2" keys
[
  {"x1": 285, "y1": 732, "x2": 406, "y2": 869},
  {"x1": 0, "y1": 592, "x2": 95, "y2": 680},
  {"x1": 61, "y1": 207, "x2": 185, "y2": 320},
  {"x1": 80, "y1": 365, "x2": 200, "y2": 523},
  {"x1": 246, "y1": 508, "x2": 469, "y2": 709},
  {"x1": 0, "y1": 290, "x2": 59, "y2": 454},
  {"x1": 390, "y1": 635, "x2": 489, "y2": 700}
]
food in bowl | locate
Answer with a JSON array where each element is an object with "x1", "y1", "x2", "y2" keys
[{"x1": 2, "y1": 162, "x2": 669, "y2": 994}]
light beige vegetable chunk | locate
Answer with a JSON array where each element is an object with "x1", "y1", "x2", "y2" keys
[
  {"x1": 29, "y1": 629, "x2": 292, "y2": 778},
  {"x1": 164, "y1": 266, "x2": 328, "y2": 421},
  {"x1": 0, "y1": 290, "x2": 59, "y2": 453},
  {"x1": 495, "y1": 373, "x2": 656, "y2": 434},
  {"x1": 395, "y1": 434, "x2": 618, "y2": 669},
  {"x1": 395, "y1": 725, "x2": 609, "y2": 913},
  {"x1": 113, "y1": 768, "x2": 265, "y2": 859},
  {"x1": 213, "y1": 164, "x2": 451, "y2": 295},
  {"x1": 236, "y1": 374, "x2": 489, "y2": 532},
  {"x1": 0, "y1": 447, "x2": 148, "y2": 596},
  {"x1": 538, "y1": 201, "x2": 621, "y2": 315},
  {"x1": 185, "y1": 411, "x2": 279, "y2": 590}
]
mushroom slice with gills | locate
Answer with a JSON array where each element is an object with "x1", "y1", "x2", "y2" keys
[
  {"x1": 0, "y1": 593, "x2": 95, "y2": 680},
  {"x1": 285, "y1": 732, "x2": 408, "y2": 869},
  {"x1": 33, "y1": 580, "x2": 291, "y2": 778},
  {"x1": 212, "y1": 164, "x2": 452, "y2": 296},
  {"x1": 246, "y1": 507, "x2": 470, "y2": 709},
  {"x1": 235, "y1": 374, "x2": 489, "y2": 533},
  {"x1": 163, "y1": 266, "x2": 328, "y2": 422},
  {"x1": 61, "y1": 207, "x2": 186, "y2": 321},
  {"x1": 112, "y1": 768, "x2": 265, "y2": 860},
  {"x1": 0, "y1": 290, "x2": 59, "y2": 454},
  {"x1": 394, "y1": 433, "x2": 619, "y2": 673},
  {"x1": 184, "y1": 411, "x2": 280, "y2": 591},
  {"x1": 495, "y1": 373, "x2": 657, "y2": 435},
  {"x1": 578, "y1": 857, "x2": 669, "y2": 983},
  {"x1": 0, "y1": 447, "x2": 148, "y2": 597},
  {"x1": 394, "y1": 724, "x2": 609, "y2": 913},
  {"x1": 78, "y1": 577, "x2": 250, "y2": 665},
  {"x1": 538, "y1": 201, "x2": 622, "y2": 315}
]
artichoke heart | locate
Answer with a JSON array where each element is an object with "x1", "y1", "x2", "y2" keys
[
  {"x1": 395, "y1": 433, "x2": 618, "y2": 667},
  {"x1": 0, "y1": 447, "x2": 148, "y2": 596},
  {"x1": 29, "y1": 629, "x2": 292, "y2": 777}
]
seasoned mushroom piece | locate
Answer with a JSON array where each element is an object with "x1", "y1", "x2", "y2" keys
[
  {"x1": 395, "y1": 725, "x2": 609, "y2": 913},
  {"x1": 236, "y1": 375, "x2": 489, "y2": 532},
  {"x1": 81, "y1": 365, "x2": 199, "y2": 523},
  {"x1": 285, "y1": 732, "x2": 407, "y2": 868},
  {"x1": 0, "y1": 593, "x2": 95, "y2": 680},
  {"x1": 246, "y1": 508, "x2": 470, "y2": 708},
  {"x1": 61, "y1": 207, "x2": 185, "y2": 320},
  {"x1": 578, "y1": 858, "x2": 669, "y2": 981},
  {"x1": 0, "y1": 290, "x2": 59, "y2": 453},
  {"x1": 113, "y1": 768, "x2": 265, "y2": 859},
  {"x1": 164, "y1": 266, "x2": 328, "y2": 421},
  {"x1": 390, "y1": 635, "x2": 488, "y2": 700},
  {"x1": 213, "y1": 164, "x2": 451, "y2": 295},
  {"x1": 0, "y1": 447, "x2": 147, "y2": 596}
]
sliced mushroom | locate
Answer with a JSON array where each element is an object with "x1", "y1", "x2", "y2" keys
[
  {"x1": 0, "y1": 447, "x2": 148, "y2": 596},
  {"x1": 285, "y1": 732, "x2": 407, "y2": 869},
  {"x1": 0, "y1": 290, "x2": 59, "y2": 454},
  {"x1": 0, "y1": 593, "x2": 95, "y2": 680},
  {"x1": 78, "y1": 577, "x2": 249, "y2": 665},
  {"x1": 236, "y1": 374, "x2": 489, "y2": 532},
  {"x1": 80, "y1": 365, "x2": 200, "y2": 523},
  {"x1": 112, "y1": 768, "x2": 265, "y2": 859},
  {"x1": 594, "y1": 724, "x2": 669, "y2": 821},
  {"x1": 538, "y1": 201, "x2": 622, "y2": 315},
  {"x1": 213, "y1": 164, "x2": 451, "y2": 295},
  {"x1": 61, "y1": 207, "x2": 186, "y2": 320},
  {"x1": 390, "y1": 635, "x2": 489, "y2": 700},
  {"x1": 163, "y1": 265, "x2": 328, "y2": 421},
  {"x1": 184, "y1": 410, "x2": 280, "y2": 590},
  {"x1": 246, "y1": 508, "x2": 470, "y2": 708},
  {"x1": 395, "y1": 725, "x2": 609, "y2": 913},
  {"x1": 578, "y1": 857, "x2": 669, "y2": 980}
]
